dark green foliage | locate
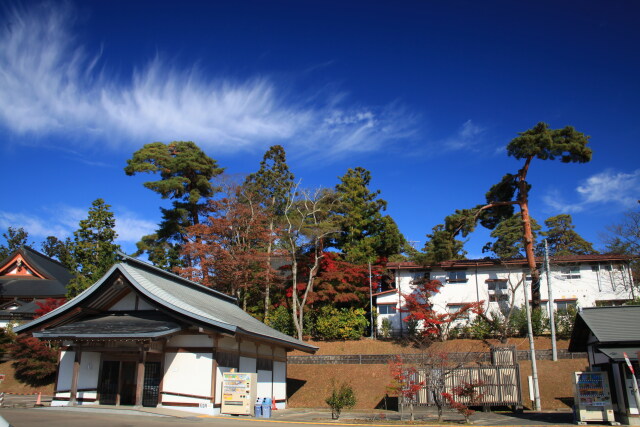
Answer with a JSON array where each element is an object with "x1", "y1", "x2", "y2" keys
[
  {"x1": 244, "y1": 145, "x2": 294, "y2": 218},
  {"x1": 125, "y1": 141, "x2": 224, "y2": 267},
  {"x1": 332, "y1": 167, "x2": 405, "y2": 264},
  {"x1": 0, "y1": 227, "x2": 32, "y2": 259},
  {"x1": 325, "y1": 380, "x2": 357, "y2": 420},
  {"x1": 506, "y1": 122, "x2": 592, "y2": 163},
  {"x1": 418, "y1": 224, "x2": 466, "y2": 263},
  {"x1": 510, "y1": 307, "x2": 548, "y2": 336},
  {"x1": 484, "y1": 214, "x2": 541, "y2": 259},
  {"x1": 0, "y1": 327, "x2": 15, "y2": 357},
  {"x1": 66, "y1": 199, "x2": 120, "y2": 297},
  {"x1": 265, "y1": 305, "x2": 295, "y2": 336},
  {"x1": 41, "y1": 236, "x2": 75, "y2": 270},
  {"x1": 314, "y1": 306, "x2": 368, "y2": 340},
  {"x1": 9, "y1": 335, "x2": 57, "y2": 386},
  {"x1": 537, "y1": 214, "x2": 596, "y2": 256}
]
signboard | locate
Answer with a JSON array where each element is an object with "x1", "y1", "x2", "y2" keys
[{"x1": 221, "y1": 372, "x2": 257, "y2": 416}]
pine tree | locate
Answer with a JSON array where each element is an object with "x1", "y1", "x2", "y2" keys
[
  {"x1": 66, "y1": 199, "x2": 120, "y2": 297},
  {"x1": 0, "y1": 227, "x2": 32, "y2": 259},
  {"x1": 333, "y1": 167, "x2": 405, "y2": 264},
  {"x1": 484, "y1": 214, "x2": 541, "y2": 259},
  {"x1": 125, "y1": 141, "x2": 224, "y2": 268},
  {"x1": 537, "y1": 214, "x2": 595, "y2": 256}
]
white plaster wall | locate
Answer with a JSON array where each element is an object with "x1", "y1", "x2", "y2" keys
[
  {"x1": 163, "y1": 352, "x2": 213, "y2": 399},
  {"x1": 273, "y1": 361, "x2": 286, "y2": 408},
  {"x1": 217, "y1": 336, "x2": 238, "y2": 351},
  {"x1": 384, "y1": 261, "x2": 634, "y2": 330},
  {"x1": 240, "y1": 356, "x2": 256, "y2": 373},
  {"x1": 57, "y1": 350, "x2": 74, "y2": 392},
  {"x1": 77, "y1": 351, "x2": 100, "y2": 390},
  {"x1": 109, "y1": 293, "x2": 136, "y2": 311},
  {"x1": 257, "y1": 369, "x2": 272, "y2": 398},
  {"x1": 168, "y1": 335, "x2": 213, "y2": 347},
  {"x1": 138, "y1": 298, "x2": 155, "y2": 310}
]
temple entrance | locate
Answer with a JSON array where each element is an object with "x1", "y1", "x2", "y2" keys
[{"x1": 97, "y1": 359, "x2": 161, "y2": 407}]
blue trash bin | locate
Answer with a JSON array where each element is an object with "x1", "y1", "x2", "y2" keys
[
  {"x1": 262, "y1": 397, "x2": 272, "y2": 418},
  {"x1": 254, "y1": 398, "x2": 263, "y2": 417}
]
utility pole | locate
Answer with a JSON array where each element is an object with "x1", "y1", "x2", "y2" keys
[
  {"x1": 369, "y1": 262, "x2": 375, "y2": 339},
  {"x1": 544, "y1": 239, "x2": 558, "y2": 361},
  {"x1": 523, "y1": 273, "x2": 542, "y2": 410}
]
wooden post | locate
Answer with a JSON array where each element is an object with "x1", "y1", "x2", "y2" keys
[
  {"x1": 134, "y1": 346, "x2": 147, "y2": 407},
  {"x1": 211, "y1": 335, "x2": 218, "y2": 404},
  {"x1": 68, "y1": 346, "x2": 82, "y2": 406}
]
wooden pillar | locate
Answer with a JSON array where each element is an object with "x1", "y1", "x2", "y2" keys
[
  {"x1": 210, "y1": 335, "x2": 218, "y2": 404},
  {"x1": 134, "y1": 346, "x2": 147, "y2": 407},
  {"x1": 68, "y1": 345, "x2": 82, "y2": 406}
]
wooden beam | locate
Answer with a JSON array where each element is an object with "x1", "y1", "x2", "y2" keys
[
  {"x1": 68, "y1": 346, "x2": 82, "y2": 406},
  {"x1": 134, "y1": 346, "x2": 147, "y2": 407}
]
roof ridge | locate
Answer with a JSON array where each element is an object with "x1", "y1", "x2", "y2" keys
[{"x1": 116, "y1": 251, "x2": 237, "y2": 304}]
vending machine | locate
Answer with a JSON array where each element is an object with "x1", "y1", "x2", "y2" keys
[
  {"x1": 221, "y1": 372, "x2": 257, "y2": 415},
  {"x1": 573, "y1": 371, "x2": 617, "y2": 425}
]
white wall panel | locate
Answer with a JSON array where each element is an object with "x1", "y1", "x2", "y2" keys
[
  {"x1": 239, "y1": 356, "x2": 256, "y2": 373},
  {"x1": 163, "y1": 352, "x2": 213, "y2": 398}
]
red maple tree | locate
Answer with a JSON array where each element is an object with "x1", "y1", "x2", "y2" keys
[
  {"x1": 387, "y1": 356, "x2": 425, "y2": 422},
  {"x1": 402, "y1": 277, "x2": 483, "y2": 341},
  {"x1": 179, "y1": 186, "x2": 278, "y2": 311},
  {"x1": 34, "y1": 298, "x2": 66, "y2": 318}
]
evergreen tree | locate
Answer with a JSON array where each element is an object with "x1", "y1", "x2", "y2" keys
[
  {"x1": 537, "y1": 214, "x2": 596, "y2": 256},
  {"x1": 66, "y1": 199, "x2": 120, "y2": 297},
  {"x1": 418, "y1": 224, "x2": 466, "y2": 263},
  {"x1": 332, "y1": 167, "x2": 405, "y2": 264},
  {"x1": 41, "y1": 236, "x2": 75, "y2": 270},
  {"x1": 484, "y1": 214, "x2": 541, "y2": 259},
  {"x1": 0, "y1": 227, "x2": 32, "y2": 259},
  {"x1": 243, "y1": 145, "x2": 295, "y2": 318},
  {"x1": 125, "y1": 141, "x2": 224, "y2": 268}
]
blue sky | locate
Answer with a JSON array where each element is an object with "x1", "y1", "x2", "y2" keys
[{"x1": 1, "y1": 1, "x2": 639, "y2": 258}]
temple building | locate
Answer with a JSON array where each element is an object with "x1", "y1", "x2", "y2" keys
[
  {"x1": 0, "y1": 247, "x2": 69, "y2": 327},
  {"x1": 15, "y1": 252, "x2": 316, "y2": 415}
]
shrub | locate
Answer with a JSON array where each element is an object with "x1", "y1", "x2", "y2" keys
[
  {"x1": 325, "y1": 380, "x2": 356, "y2": 419},
  {"x1": 555, "y1": 305, "x2": 578, "y2": 339},
  {"x1": 314, "y1": 306, "x2": 368, "y2": 340},
  {"x1": 466, "y1": 316, "x2": 494, "y2": 340},
  {"x1": 9, "y1": 334, "x2": 58, "y2": 386},
  {"x1": 406, "y1": 318, "x2": 419, "y2": 339},
  {"x1": 265, "y1": 305, "x2": 295, "y2": 336},
  {"x1": 380, "y1": 318, "x2": 392, "y2": 339},
  {"x1": 510, "y1": 306, "x2": 548, "y2": 336}
]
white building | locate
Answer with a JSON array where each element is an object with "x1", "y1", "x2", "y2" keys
[
  {"x1": 375, "y1": 254, "x2": 636, "y2": 336},
  {"x1": 15, "y1": 252, "x2": 316, "y2": 415}
]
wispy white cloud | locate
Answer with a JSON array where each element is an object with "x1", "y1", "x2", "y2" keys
[
  {"x1": 543, "y1": 169, "x2": 640, "y2": 213},
  {"x1": 441, "y1": 120, "x2": 484, "y2": 151},
  {"x1": 0, "y1": 3, "x2": 416, "y2": 158},
  {"x1": 0, "y1": 206, "x2": 155, "y2": 245}
]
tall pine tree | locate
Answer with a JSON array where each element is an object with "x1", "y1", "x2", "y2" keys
[{"x1": 66, "y1": 199, "x2": 120, "y2": 297}]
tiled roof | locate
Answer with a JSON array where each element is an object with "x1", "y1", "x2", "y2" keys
[
  {"x1": 569, "y1": 305, "x2": 640, "y2": 352},
  {"x1": 0, "y1": 247, "x2": 70, "y2": 298},
  {"x1": 387, "y1": 254, "x2": 635, "y2": 270},
  {"x1": 16, "y1": 252, "x2": 317, "y2": 353}
]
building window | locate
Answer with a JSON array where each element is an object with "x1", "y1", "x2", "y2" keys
[
  {"x1": 216, "y1": 351, "x2": 239, "y2": 369},
  {"x1": 257, "y1": 358, "x2": 273, "y2": 371},
  {"x1": 560, "y1": 266, "x2": 581, "y2": 280},
  {"x1": 489, "y1": 294, "x2": 509, "y2": 303},
  {"x1": 555, "y1": 300, "x2": 577, "y2": 314},
  {"x1": 378, "y1": 305, "x2": 397, "y2": 315},
  {"x1": 447, "y1": 304, "x2": 469, "y2": 319},
  {"x1": 487, "y1": 280, "x2": 508, "y2": 291},
  {"x1": 447, "y1": 271, "x2": 467, "y2": 283}
]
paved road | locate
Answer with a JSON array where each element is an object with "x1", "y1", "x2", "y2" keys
[{"x1": 0, "y1": 407, "x2": 580, "y2": 426}]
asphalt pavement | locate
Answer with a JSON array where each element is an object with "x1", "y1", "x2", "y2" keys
[{"x1": 0, "y1": 405, "x2": 586, "y2": 426}]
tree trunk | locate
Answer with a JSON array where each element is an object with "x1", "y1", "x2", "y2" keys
[
  {"x1": 264, "y1": 221, "x2": 274, "y2": 321},
  {"x1": 517, "y1": 157, "x2": 541, "y2": 309}
]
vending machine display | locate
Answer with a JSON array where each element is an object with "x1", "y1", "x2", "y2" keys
[
  {"x1": 573, "y1": 371, "x2": 617, "y2": 425},
  {"x1": 221, "y1": 372, "x2": 257, "y2": 415}
]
